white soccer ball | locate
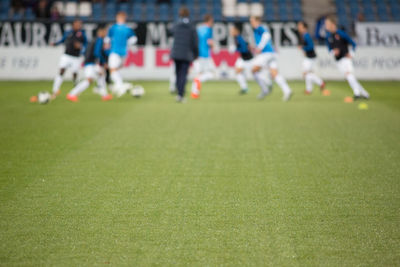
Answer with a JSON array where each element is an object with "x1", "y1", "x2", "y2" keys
[
  {"x1": 38, "y1": 91, "x2": 51, "y2": 104},
  {"x1": 130, "y1": 85, "x2": 145, "y2": 98}
]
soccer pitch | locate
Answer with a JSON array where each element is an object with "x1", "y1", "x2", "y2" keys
[{"x1": 0, "y1": 80, "x2": 399, "y2": 265}]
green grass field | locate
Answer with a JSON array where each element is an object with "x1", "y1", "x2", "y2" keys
[{"x1": 0, "y1": 80, "x2": 399, "y2": 266}]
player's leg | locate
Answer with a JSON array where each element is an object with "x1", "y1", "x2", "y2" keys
[
  {"x1": 252, "y1": 64, "x2": 272, "y2": 100},
  {"x1": 197, "y1": 58, "x2": 214, "y2": 83},
  {"x1": 191, "y1": 59, "x2": 201, "y2": 98},
  {"x1": 339, "y1": 58, "x2": 369, "y2": 99},
  {"x1": 175, "y1": 60, "x2": 190, "y2": 102},
  {"x1": 52, "y1": 54, "x2": 69, "y2": 98},
  {"x1": 95, "y1": 66, "x2": 112, "y2": 101},
  {"x1": 304, "y1": 58, "x2": 325, "y2": 94},
  {"x1": 268, "y1": 57, "x2": 292, "y2": 101},
  {"x1": 67, "y1": 65, "x2": 94, "y2": 102},
  {"x1": 70, "y1": 56, "x2": 82, "y2": 87},
  {"x1": 169, "y1": 62, "x2": 177, "y2": 94},
  {"x1": 108, "y1": 53, "x2": 124, "y2": 92},
  {"x1": 235, "y1": 58, "x2": 248, "y2": 94}
]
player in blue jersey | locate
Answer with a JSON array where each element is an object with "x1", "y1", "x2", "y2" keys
[
  {"x1": 50, "y1": 19, "x2": 87, "y2": 99},
  {"x1": 229, "y1": 25, "x2": 271, "y2": 96},
  {"x1": 105, "y1": 11, "x2": 137, "y2": 97},
  {"x1": 66, "y1": 26, "x2": 112, "y2": 102},
  {"x1": 297, "y1": 21, "x2": 327, "y2": 95},
  {"x1": 250, "y1": 16, "x2": 292, "y2": 101},
  {"x1": 191, "y1": 14, "x2": 215, "y2": 99},
  {"x1": 325, "y1": 16, "x2": 369, "y2": 100}
]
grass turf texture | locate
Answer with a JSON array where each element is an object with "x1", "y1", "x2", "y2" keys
[{"x1": 0, "y1": 80, "x2": 399, "y2": 266}]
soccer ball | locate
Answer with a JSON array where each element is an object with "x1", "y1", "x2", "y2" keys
[
  {"x1": 38, "y1": 91, "x2": 51, "y2": 104},
  {"x1": 130, "y1": 85, "x2": 145, "y2": 98}
]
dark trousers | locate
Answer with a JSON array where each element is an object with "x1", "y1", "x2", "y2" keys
[{"x1": 174, "y1": 59, "x2": 190, "y2": 97}]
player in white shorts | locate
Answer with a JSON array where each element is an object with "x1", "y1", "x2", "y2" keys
[
  {"x1": 230, "y1": 25, "x2": 272, "y2": 96},
  {"x1": 325, "y1": 16, "x2": 369, "y2": 100},
  {"x1": 66, "y1": 26, "x2": 112, "y2": 102},
  {"x1": 250, "y1": 16, "x2": 292, "y2": 101},
  {"x1": 297, "y1": 21, "x2": 327, "y2": 95},
  {"x1": 105, "y1": 11, "x2": 137, "y2": 97},
  {"x1": 50, "y1": 19, "x2": 87, "y2": 99},
  {"x1": 191, "y1": 14, "x2": 215, "y2": 99}
]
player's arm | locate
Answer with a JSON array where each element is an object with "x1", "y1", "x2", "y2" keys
[
  {"x1": 339, "y1": 30, "x2": 356, "y2": 56},
  {"x1": 94, "y1": 38, "x2": 104, "y2": 64},
  {"x1": 325, "y1": 32, "x2": 337, "y2": 56},
  {"x1": 127, "y1": 29, "x2": 138, "y2": 48},
  {"x1": 52, "y1": 31, "x2": 69, "y2": 46},
  {"x1": 256, "y1": 29, "x2": 271, "y2": 53},
  {"x1": 303, "y1": 33, "x2": 314, "y2": 51},
  {"x1": 103, "y1": 26, "x2": 113, "y2": 49},
  {"x1": 79, "y1": 30, "x2": 88, "y2": 55},
  {"x1": 207, "y1": 29, "x2": 214, "y2": 48}
]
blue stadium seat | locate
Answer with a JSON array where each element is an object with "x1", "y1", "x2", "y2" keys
[
  {"x1": 104, "y1": 2, "x2": 116, "y2": 20},
  {"x1": 158, "y1": 4, "x2": 170, "y2": 22},
  {"x1": 25, "y1": 7, "x2": 35, "y2": 20},
  {"x1": 132, "y1": 3, "x2": 143, "y2": 22},
  {"x1": 118, "y1": 3, "x2": 130, "y2": 14},
  {"x1": 92, "y1": 3, "x2": 103, "y2": 20},
  {"x1": 146, "y1": 5, "x2": 156, "y2": 22}
]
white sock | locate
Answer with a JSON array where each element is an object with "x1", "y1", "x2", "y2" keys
[
  {"x1": 346, "y1": 73, "x2": 361, "y2": 96},
  {"x1": 253, "y1": 71, "x2": 270, "y2": 93},
  {"x1": 191, "y1": 81, "x2": 199, "y2": 94},
  {"x1": 169, "y1": 71, "x2": 176, "y2": 90},
  {"x1": 111, "y1": 71, "x2": 123, "y2": 88},
  {"x1": 198, "y1": 71, "x2": 214, "y2": 82},
  {"x1": 52, "y1": 75, "x2": 63, "y2": 94},
  {"x1": 236, "y1": 72, "x2": 248, "y2": 90},
  {"x1": 69, "y1": 79, "x2": 90, "y2": 96},
  {"x1": 274, "y1": 74, "x2": 292, "y2": 95},
  {"x1": 96, "y1": 76, "x2": 108, "y2": 97},
  {"x1": 305, "y1": 73, "x2": 313, "y2": 92},
  {"x1": 309, "y1": 72, "x2": 323, "y2": 87}
]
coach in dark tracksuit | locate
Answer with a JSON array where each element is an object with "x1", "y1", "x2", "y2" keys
[{"x1": 170, "y1": 7, "x2": 198, "y2": 102}]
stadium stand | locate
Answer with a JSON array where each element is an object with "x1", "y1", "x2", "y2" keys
[
  {"x1": 0, "y1": 0, "x2": 304, "y2": 22},
  {"x1": 2, "y1": 0, "x2": 397, "y2": 24},
  {"x1": 335, "y1": 0, "x2": 400, "y2": 31}
]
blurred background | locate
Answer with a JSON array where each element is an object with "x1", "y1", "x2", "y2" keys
[{"x1": 0, "y1": 0, "x2": 399, "y2": 80}]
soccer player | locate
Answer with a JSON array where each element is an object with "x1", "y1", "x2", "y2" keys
[
  {"x1": 105, "y1": 11, "x2": 137, "y2": 97},
  {"x1": 297, "y1": 21, "x2": 327, "y2": 95},
  {"x1": 250, "y1": 16, "x2": 292, "y2": 101},
  {"x1": 50, "y1": 19, "x2": 87, "y2": 99},
  {"x1": 325, "y1": 16, "x2": 370, "y2": 100},
  {"x1": 230, "y1": 25, "x2": 269, "y2": 95},
  {"x1": 66, "y1": 26, "x2": 112, "y2": 102},
  {"x1": 191, "y1": 14, "x2": 215, "y2": 99}
]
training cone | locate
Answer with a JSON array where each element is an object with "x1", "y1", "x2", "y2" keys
[
  {"x1": 358, "y1": 102, "x2": 368, "y2": 110},
  {"x1": 344, "y1": 96, "x2": 354, "y2": 103},
  {"x1": 30, "y1": 95, "x2": 38, "y2": 103},
  {"x1": 322, "y1": 89, "x2": 331, "y2": 96}
]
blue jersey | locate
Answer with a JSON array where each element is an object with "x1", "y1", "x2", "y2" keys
[
  {"x1": 235, "y1": 35, "x2": 253, "y2": 60},
  {"x1": 253, "y1": 25, "x2": 275, "y2": 53},
  {"x1": 300, "y1": 32, "x2": 316, "y2": 58},
  {"x1": 84, "y1": 37, "x2": 105, "y2": 66},
  {"x1": 326, "y1": 30, "x2": 356, "y2": 61},
  {"x1": 55, "y1": 30, "x2": 87, "y2": 57},
  {"x1": 108, "y1": 23, "x2": 135, "y2": 56},
  {"x1": 197, "y1": 25, "x2": 213, "y2": 58}
]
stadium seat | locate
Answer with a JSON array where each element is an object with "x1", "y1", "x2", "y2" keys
[
  {"x1": 92, "y1": 3, "x2": 103, "y2": 20},
  {"x1": 236, "y1": 3, "x2": 250, "y2": 17},
  {"x1": 64, "y1": 2, "x2": 78, "y2": 19},
  {"x1": 132, "y1": 3, "x2": 143, "y2": 22},
  {"x1": 159, "y1": 4, "x2": 170, "y2": 22},
  {"x1": 118, "y1": 3, "x2": 130, "y2": 14},
  {"x1": 78, "y1": 2, "x2": 92, "y2": 18},
  {"x1": 25, "y1": 8, "x2": 35, "y2": 20},
  {"x1": 250, "y1": 3, "x2": 264, "y2": 17},
  {"x1": 105, "y1": 2, "x2": 116, "y2": 20},
  {"x1": 53, "y1": 1, "x2": 65, "y2": 16}
]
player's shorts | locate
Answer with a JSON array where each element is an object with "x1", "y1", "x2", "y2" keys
[
  {"x1": 252, "y1": 53, "x2": 278, "y2": 70},
  {"x1": 59, "y1": 54, "x2": 82, "y2": 72},
  {"x1": 84, "y1": 64, "x2": 103, "y2": 79},
  {"x1": 193, "y1": 57, "x2": 215, "y2": 73},
  {"x1": 302, "y1": 58, "x2": 316, "y2": 72},
  {"x1": 108, "y1": 53, "x2": 124, "y2": 69},
  {"x1": 336, "y1": 57, "x2": 354, "y2": 75},
  {"x1": 235, "y1": 57, "x2": 254, "y2": 70}
]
